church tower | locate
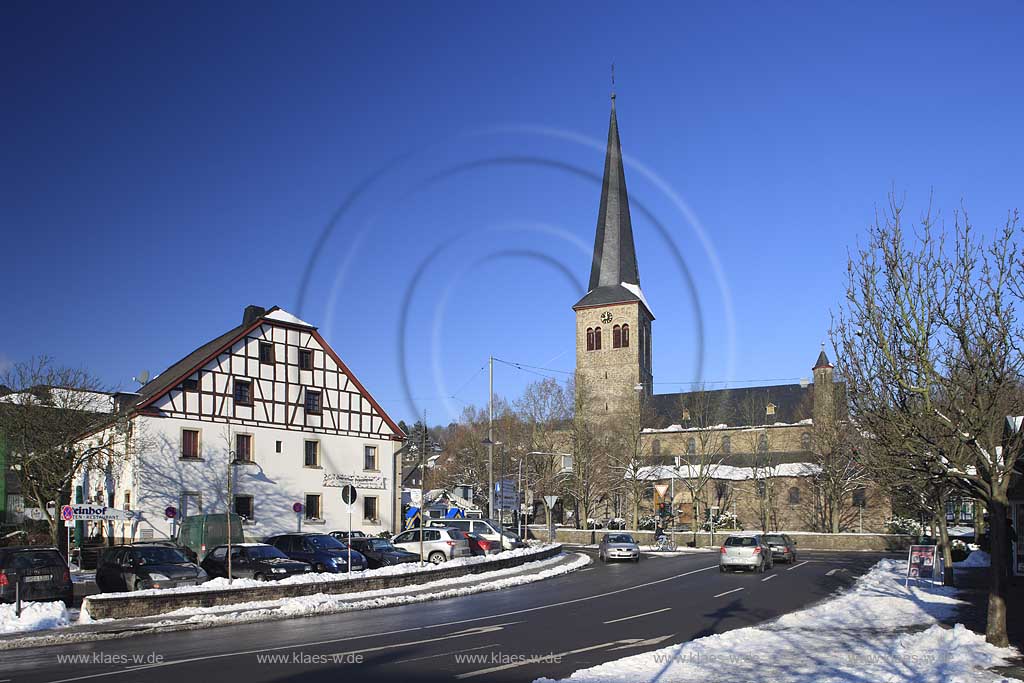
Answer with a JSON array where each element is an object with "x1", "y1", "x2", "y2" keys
[
  {"x1": 573, "y1": 92, "x2": 654, "y2": 419},
  {"x1": 812, "y1": 345, "x2": 835, "y2": 425}
]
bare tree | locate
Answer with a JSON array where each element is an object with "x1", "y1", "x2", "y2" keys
[
  {"x1": 0, "y1": 357, "x2": 131, "y2": 551},
  {"x1": 810, "y1": 417, "x2": 867, "y2": 533},
  {"x1": 564, "y1": 373, "x2": 610, "y2": 530},
  {"x1": 676, "y1": 388, "x2": 727, "y2": 544},
  {"x1": 514, "y1": 378, "x2": 571, "y2": 535},
  {"x1": 833, "y1": 194, "x2": 1024, "y2": 646},
  {"x1": 608, "y1": 389, "x2": 654, "y2": 530}
]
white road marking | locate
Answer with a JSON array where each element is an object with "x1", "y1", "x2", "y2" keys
[
  {"x1": 826, "y1": 568, "x2": 840, "y2": 576},
  {"x1": 40, "y1": 561, "x2": 719, "y2": 683},
  {"x1": 608, "y1": 634, "x2": 675, "y2": 651},
  {"x1": 787, "y1": 561, "x2": 810, "y2": 571},
  {"x1": 713, "y1": 587, "x2": 745, "y2": 598},
  {"x1": 603, "y1": 607, "x2": 671, "y2": 624},
  {"x1": 761, "y1": 574, "x2": 778, "y2": 582},
  {"x1": 331, "y1": 623, "x2": 515, "y2": 657},
  {"x1": 393, "y1": 642, "x2": 499, "y2": 665}
]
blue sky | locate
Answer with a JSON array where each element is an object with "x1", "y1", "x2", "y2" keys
[{"x1": 3, "y1": 2, "x2": 1022, "y2": 425}]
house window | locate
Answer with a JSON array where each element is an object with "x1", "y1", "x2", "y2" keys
[
  {"x1": 364, "y1": 445, "x2": 378, "y2": 471},
  {"x1": 234, "y1": 495, "x2": 254, "y2": 522},
  {"x1": 235, "y1": 434, "x2": 253, "y2": 463},
  {"x1": 363, "y1": 496, "x2": 378, "y2": 522},
  {"x1": 686, "y1": 437, "x2": 696, "y2": 455},
  {"x1": 621, "y1": 324, "x2": 630, "y2": 347},
  {"x1": 714, "y1": 481, "x2": 729, "y2": 501},
  {"x1": 722, "y1": 435, "x2": 731, "y2": 454},
  {"x1": 181, "y1": 429, "x2": 200, "y2": 459},
  {"x1": 651, "y1": 439, "x2": 661, "y2": 456},
  {"x1": 299, "y1": 349, "x2": 313, "y2": 370},
  {"x1": 123, "y1": 491, "x2": 131, "y2": 511},
  {"x1": 852, "y1": 487, "x2": 867, "y2": 508},
  {"x1": 259, "y1": 342, "x2": 275, "y2": 365},
  {"x1": 182, "y1": 378, "x2": 199, "y2": 392},
  {"x1": 801, "y1": 432, "x2": 812, "y2": 450},
  {"x1": 613, "y1": 325, "x2": 622, "y2": 348},
  {"x1": 305, "y1": 389, "x2": 322, "y2": 414},
  {"x1": 304, "y1": 494, "x2": 322, "y2": 520},
  {"x1": 275, "y1": 440, "x2": 282, "y2": 454},
  {"x1": 586, "y1": 328, "x2": 594, "y2": 351},
  {"x1": 766, "y1": 403, "x2": 776, "y2": 417},
  {"x1": 234, "y1": 379, "x2": 252, "y2": 406},
  {"x1": 594, "y1": 327, "x2": 602, "y2": 350},
  {"x1": 756, "y1": 480, "x2": 767, "y2": 497},
  {"x1": 788, "y1": 487, "x2": 801, "y2": 505},
  {"x1": 758, "y1": 433, "x2": 769, "y2": 452},
  {"x1": 304, "y1": 440, "x2": 320, "y2": 467}
]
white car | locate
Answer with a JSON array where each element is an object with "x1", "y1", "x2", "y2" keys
[
  {"x1": 427, "y1": 518, "x2": 524, "y2": 551},
  {"x1": 391, "y1": 527, "x2": 472, "y2": 564},
  {"x1": 720, "y1": 533, "x2": 774, "y2": 573}
]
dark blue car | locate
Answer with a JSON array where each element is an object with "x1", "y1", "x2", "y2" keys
[{"x1": 264, "y1": 532, "x2": 367, "y2": 573}]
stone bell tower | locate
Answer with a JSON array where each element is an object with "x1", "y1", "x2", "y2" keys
[{"x1": 573, "y1": 92, "x2": 654, "y2": 420}]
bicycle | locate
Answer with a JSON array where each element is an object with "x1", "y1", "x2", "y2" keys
[{"x1": 654, "y1": 534, "x2": 677, "y2": 552}]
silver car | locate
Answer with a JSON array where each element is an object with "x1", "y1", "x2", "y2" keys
[
  {"x1": 391, "y1": 527, "x2": 472, "y2": 564},
  {"x1": 720, "y1": 533, "x2": 773, "y2": 573},
  {"x1": 598, "y1": 533, "x2": 641, "y2": 563}
]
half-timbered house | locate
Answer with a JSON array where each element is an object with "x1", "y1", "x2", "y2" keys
[{"x1": 76, "y1": 305, "x2": 405, "y2": 542}]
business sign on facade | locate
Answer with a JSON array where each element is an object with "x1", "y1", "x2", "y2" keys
[
  {"x1": 323, "y1": 473, "x2": 386, "y2": 490},
  {"x1": 907, "y1": 545, "x2": 937, "y2": 580},
  {"x1": 61, "y1": 504, "x2": 138, "y2": 522}
]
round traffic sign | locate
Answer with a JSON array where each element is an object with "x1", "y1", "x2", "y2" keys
[
  {"x1": 292, "y1": 502, "x2": 304, "y2": 513},
  {"x1": 60, "y1": 505, "x2": 74, "y2": 522},
  {"x1": 341, "y1": 485, "x2": 358, "y2": 505},
  {"x1": 165, "y1": 506, "x2": 177, "y2": 519}
]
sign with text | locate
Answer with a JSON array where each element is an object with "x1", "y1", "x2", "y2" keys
[
  {"x1": 907, "y1": 545, "x2": 937, "y2": 580},
  {"x1": 323, "y1": 473, "x2": 386, "y2": 490},
  {"x1": 61, "y1": 504, "x2": 138, "y2": 522}
]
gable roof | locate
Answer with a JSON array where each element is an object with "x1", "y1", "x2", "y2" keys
[
  {"x1": 646, "y1": 383, "x2": 814, "y2": 430},
  {"x1": 132, "y1": 305, "x2": 403, "y2": 438}
]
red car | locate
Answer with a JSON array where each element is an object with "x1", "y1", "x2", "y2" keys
[{"x1": 465, "y1": 532, "x2": 501, "y2": 556}]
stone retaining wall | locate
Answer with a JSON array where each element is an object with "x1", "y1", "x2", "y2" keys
[
  {"x1": 83, "y1": 545, "x2": 563, "y2": 620},
  {"x1": 546, "y1": 527, "x2": 913, "y2": 551}
]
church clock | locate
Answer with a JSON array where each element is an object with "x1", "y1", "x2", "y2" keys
[{"x1": 600, "y1": 311, "x2": 613, "y2": 324}]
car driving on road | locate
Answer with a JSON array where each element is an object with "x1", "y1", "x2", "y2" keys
[
  {"x1": 200, "y1": 543, "x2": 312, "y2": 581},
  {"x1": 720, "y1": 533, "x2": 773, "y2": 573},
  {"x1": 764, "y1": 533, "x2": 798, "y2": 564},
  {"x1": 96, "y1": 544, "x2": 207, "y2": 592},
  {"x1": 598, "y1": 533, "x2": 641, "y2": 563}
]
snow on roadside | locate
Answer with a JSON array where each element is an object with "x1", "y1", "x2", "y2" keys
[
  {"x1": 87, "y1": 543, "x2": 563, "y2": 600},
  {"x1": 131, "y1": 552, "x2": 591, "y2": 628},
  {"x1": 955, "y1": 550, "x2": 991, "y2": 568},
  {"x1": 536, "y1": 558, "x2": 1018, "y2": 683},
  {"x1": 0, "y1": 601, "x2": 70, "y2": 634}
]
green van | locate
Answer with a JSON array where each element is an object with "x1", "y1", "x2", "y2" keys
[{"x1": 175, "y1": 513, "x2": 245, "y2": 561}]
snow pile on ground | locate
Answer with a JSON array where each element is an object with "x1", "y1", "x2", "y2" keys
[
  {"x1": 89, "y1": 543, "x2": 563, "y2": 599},
  {"x1": 536, "y1": 558, "x2": 1017, "y2": 683},
  {"x1": 956, "y1": 550, "x2": 992, "y2": 568},
  {"x1": 136, "y1": 552, "x2": 590, "y2": 628},
  {"x1": 0, "y1": 601, "x2": 70, "y2": 634}
]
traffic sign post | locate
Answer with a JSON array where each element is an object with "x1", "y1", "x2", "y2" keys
[
  {"x1": 293, "y1": 502, "x2": 304, "y2": 532},
  {"x1": 543, "y1": 496, "x2": 559, "y2": 542},
  {"x1": 341, "y1": 485, "x2": 358, "y2": 575}
]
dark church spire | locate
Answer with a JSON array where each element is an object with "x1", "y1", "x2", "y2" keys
[{"x1": 588, "y1": 90, "x2": 640, "y2": 291}]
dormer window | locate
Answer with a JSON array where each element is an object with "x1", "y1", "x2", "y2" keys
[
  {"x1": 766, "y1": 402, "x2": 776, "y2": 417},
  {"x1": 681, "y1": 408, "x2": 690, "y2": 421}
]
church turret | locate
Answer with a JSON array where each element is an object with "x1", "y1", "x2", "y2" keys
[
  {"x1": 812, "y1": 344, "x2": 835, "y2": 425},
  {"x1": 574, "y1": 90, "x2": 653, "y2": 419}
]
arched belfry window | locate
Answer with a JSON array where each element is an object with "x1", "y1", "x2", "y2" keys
[
  {"x1": 613, "y1": 325, "x2": 622, "y2": 348},
  {"x1": 594, "y1": 326, "x2": 602, "y2": 350},
  {"x1": 801, "y1": 432, "x2": 812, "y2": 450},
  {"x1": 586, "y1": 328, "x2": 594, "y2": 351},
  {"x1": 621, "y1": 324, "x2": 630, "y2": 347}
]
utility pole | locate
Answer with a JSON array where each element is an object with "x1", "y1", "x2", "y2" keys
[
  {"x1": 488, "y1": 355, "x2": 494, "y2": 520},
  {"x1": 226, "y1": 429, "x2": 234, "y2": 584},
  {"x1": 419, "y1": 409, "x2": 426, "y2": 566}
]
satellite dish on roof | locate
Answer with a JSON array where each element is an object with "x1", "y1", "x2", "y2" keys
[{"x1": 133, "y1": 370, "x2": 150, "y2": 386}]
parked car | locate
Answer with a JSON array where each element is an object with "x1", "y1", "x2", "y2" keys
[
  {"x1": 763, "y1": 533, "x2": 798, "y2": 564},
  {"x1": 264, "y1": 532, "x2": 367, "y2": 573},
  {"x1": 0, "y1": 546, "x2": 73, "y2": 606},
  {"x1": 347, "y1": 537, "x2": 419, "y2": 569},
  {"x1": 96, "y1": 544, "x2": 207, "y2": 592},
  {"x1": 391, "y1": 527, "x2": 472, "y2": 564},
  {"x1": 175, "y1": 513, "x2": 245, "y2": 561},
  {"x1": 598, "y1": 533, "x2": 641, "y2": 563},
  {"x1": 329, "y1": 530, "x2": 367, "y2": 543},
  {"x1": 720, "y1": 533, "x2": 774, "y2": 573},
  {"x1": 465, "y1": 531, "x2": 501, "y2": 556},
  {"x1": 427, "y1": 518, "x2": 526, "y2": 551},
  {"x1": 201, "y1": 543, "x2": 311, "y2": 581}
]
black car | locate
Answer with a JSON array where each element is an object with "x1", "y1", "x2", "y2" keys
[
  {"x1": 95, "y1": 544, "x2": 207, "y2": 592},
  {"x1": 0, "y1": 546, "x2": 73, "y2": 606},
  {"x1": 329, "y1": 530, "x2": 367, "y2": 542},
  {"x1": 200, "y1": 543, "x2": 312, "y2": 581},
  {"x1": 347, "y1": 537, "x2": 419, "y2": 569},
  {"x1": 265, "y1": 533, "x2": 367, "y2": 573}
]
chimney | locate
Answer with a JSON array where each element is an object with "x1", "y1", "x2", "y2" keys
[{"x1": 242, "y1": 305, "x2": 266, "y2": 326}]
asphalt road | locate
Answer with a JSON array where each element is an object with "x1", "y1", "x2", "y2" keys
[{"x1": 1, "y1": 549, "x2": 897, "y2": 683}]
